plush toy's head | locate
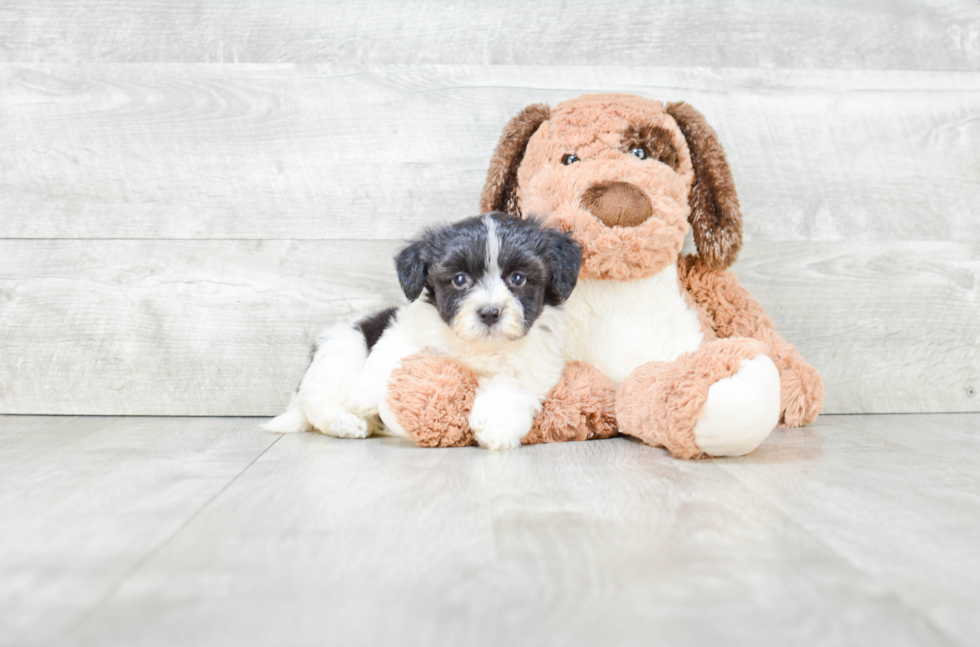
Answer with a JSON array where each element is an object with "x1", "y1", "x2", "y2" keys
[{"x1": 480, "y1": 94, "x2": 743, "y2": 280}]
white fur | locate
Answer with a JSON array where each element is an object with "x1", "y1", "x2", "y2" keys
[
  {"x1": 262, "y1": 321, "x2": 379, "y2": 438},
  {"x1": 562, "y1": 264, "x2": 704, "y2": 385},
  {"x1": 694, "y1": 356, "x2": 781, "y2": 457},
  {"x1": 483, "y1": 214, "x2": 500, "y2": 269},
  {"x1": 469, "y1": 378, "x2": 541, "y2": 450},
  {"x1": 452, "y1": 274, "x2": 525, "y2": 343},
  {"x1": 269, "y1": 300, "x2": 567, "y2": 447}
]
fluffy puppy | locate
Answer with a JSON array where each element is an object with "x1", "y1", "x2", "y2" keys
[{"x1": 264, "y1": 212, "x2": 582, "y2": 450}]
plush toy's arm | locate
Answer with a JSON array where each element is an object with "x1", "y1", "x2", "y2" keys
[
  {"x1": 386, "y1": 355, "x2": 617, "y2": 447},
  {"x1": 678, "y1": 254, "x2": 824, "y2": 427}
]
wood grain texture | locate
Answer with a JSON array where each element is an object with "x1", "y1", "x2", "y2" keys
[
  {"x1": 739, "y1": 241, "x2": 980, "y2": 415},
  {"x1": 0, "y1": 239, "x2": 405, "y2": 416},
  {"x1": 0, "y1": 414, "x2": 971, "y2": 646},
  {"x1": 1, "y1": 239, "x2": 976, "y2": 416},
  {"x1": 717, "y1": 414, "x2": 980, "y2": 645},
  {"x1": 2, "y1": 64, "x2": 978, "y2": 241},
  {"x1": 1, "y1": 0, "x2": 978, "y2": 70},
  {"x1": 0, "y1": 416, "x2": 278, "y2": 647},
  {"x1": 2, "y1": 4, "x2": 978, "y2": 417}
]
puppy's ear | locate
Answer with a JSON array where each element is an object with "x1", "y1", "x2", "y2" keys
[
  {"x1": 480, "y1": 104, "x2": 551, "y2": 217},
  {"x1": 544, "y1": 230, "x2": 582, "y2": 305},
  {"x1": 665, "y1": 102, "x2": 742, "y2": 270},
  {"x1": 395, "y1": 240, "x2": 427, "y2": 301}
]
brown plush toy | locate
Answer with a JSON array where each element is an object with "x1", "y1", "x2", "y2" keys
[{"x1": 386, "y1": 94, "x2": 824, "y2": 458}]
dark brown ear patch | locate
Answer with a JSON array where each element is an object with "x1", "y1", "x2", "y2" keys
[
  {"x1": 479, "y1": 103, "x2": 551, "y2": 216},
  {"x1": 620, "y1": 123, "x2": 680, "y2": 170},
  {"x1": 665, "y1": 101, "x2": 743, "y2": 270}
]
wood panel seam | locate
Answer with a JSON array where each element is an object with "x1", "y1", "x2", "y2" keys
[{"x1": 62, "y1": 431, "x2": 284, "y2": 641}]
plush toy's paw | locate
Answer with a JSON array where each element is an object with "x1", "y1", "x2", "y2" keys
[
  {"x1": 777, "y1": 358, "x2": 825, "y2": 428},
  {"x1": 617, "y1": 337, "x2": 772, "y2": 459},
  {"x1": 524, "y1": 361, "x2": 618, "y2": 444},
  {"x1": 385, "y1": 354, "x2": 479, "y2": 447},
  {"x1": 693, "y1": 355, "x2": 781, "y2": 456},
  {"x1": 469, "y1": 386, "x2": 537, "y2": 451}
]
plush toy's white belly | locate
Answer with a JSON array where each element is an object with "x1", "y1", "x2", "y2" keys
[{"x1": 563, "y1": 264, "x2": 705, "y2": 385}]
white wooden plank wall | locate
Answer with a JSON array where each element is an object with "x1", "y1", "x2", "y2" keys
[{"x1": 0, "y1": 1, "x2": 978, "y2": 415}]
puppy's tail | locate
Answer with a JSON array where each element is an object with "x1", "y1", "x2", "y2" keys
[{"x1": 262, "y1": 407, "x2": 309, "y2": 433}]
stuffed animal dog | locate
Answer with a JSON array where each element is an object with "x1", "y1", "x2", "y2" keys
[
  {"x1": 265, "y1": 212, "x2": 584, "y2": 450},
  {"x1": 386, "y1": 93, "x2": 824, "y2": 458}
]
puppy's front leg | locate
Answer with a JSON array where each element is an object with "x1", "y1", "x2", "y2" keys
[{"x1": 468, "y1": 378, "x2": 542, "y2": 450}]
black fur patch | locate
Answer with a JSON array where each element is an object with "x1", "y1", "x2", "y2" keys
[
  {"x1": 356, "y1": 307, "x2": 398, "y2": 350},
  {"x1": 393, "y1": 212, "x2": 582, "y2": 333}
]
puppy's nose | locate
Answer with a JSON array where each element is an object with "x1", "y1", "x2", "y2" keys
[
  {"x1": 478, "y1": 306, "x2": 501, "y2": 326},
  {"x1": 581, "y1": 181, "x2": 653, "y2": 227}
]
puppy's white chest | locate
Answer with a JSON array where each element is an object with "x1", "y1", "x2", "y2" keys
[{"x1": 563, "y1": 265, "x2": 704, "y2": 385}]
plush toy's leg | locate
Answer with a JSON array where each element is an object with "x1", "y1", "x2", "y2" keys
[
  {"x1": 616, "y1": 338, "x2": 781, "y2": 459},
  {"x1": 772, "y1": 348, "x2": 824, "y2": 428},
  {"x1": 386, "y1": 356, "x2": 619, "y2": 448},
  {"x1": 678, "y1": 255, "x2": 824, "y2": 428},
  {"x1": 523, "y1": 361, "x2": 619, "y2": 445}
]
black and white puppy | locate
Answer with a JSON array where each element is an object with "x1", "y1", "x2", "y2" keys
[{"x1": 264, "y1": 212, "x2": 582, "y2": 449}]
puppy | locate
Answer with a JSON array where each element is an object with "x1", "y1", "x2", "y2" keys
[{"x1": 264, "y1": 212, "x2": 582, "y2": 449}]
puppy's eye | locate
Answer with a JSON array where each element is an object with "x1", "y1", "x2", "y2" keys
[
  {"x1": 452, "y1": 273, "x2": 469, "y2": 287},
  {"x1": 509, "y1": 273, "x2": 526, "y2": 287},
  {"x1": 630, "y1": 147, "x2": 648, "y2": 160},
  {"x1": 561, "y1": 153, "x2": 579, "y2": 165}
]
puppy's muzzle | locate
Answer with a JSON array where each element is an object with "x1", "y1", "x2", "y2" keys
[{"x1": 581, "y1": 181, "x2": 653, "y2": 228}]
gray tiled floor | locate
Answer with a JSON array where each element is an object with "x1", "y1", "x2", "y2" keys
[{"x1": 2, "y1": 414, "x2": 978, "y2": 646}]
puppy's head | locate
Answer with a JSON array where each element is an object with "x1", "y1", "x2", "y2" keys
[
  {"x1": 395, "y1": 212, "x2": 581, "y2": 344},
  {"x1": 480, "y1": 94, "x2": 742, "y2": 280}
]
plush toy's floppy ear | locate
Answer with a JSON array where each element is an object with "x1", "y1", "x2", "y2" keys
[
  {"x1": 665, "y1": 102, "x2": 743, "y2": 270},
  {"x1": 544, "y1": 229, "x2": 582, "y2": 306},
  {"x1": 395, "y1": 240, "x2": 427, "y2": 301},
  {"x1": 480, "y1": 103, "x2": 551, "y2": 216}
]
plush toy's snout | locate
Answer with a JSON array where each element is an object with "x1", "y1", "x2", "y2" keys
[
  {"x1": 580, "y1": 181, "x2": 653, "y2": 228},
  {"x1": 481, "y1": 95, "x2": 746, "y2": 272}
]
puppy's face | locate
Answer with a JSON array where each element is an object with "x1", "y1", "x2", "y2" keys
[{"x1": 396, "y1": 213, "x2": 581, "y2": 344}]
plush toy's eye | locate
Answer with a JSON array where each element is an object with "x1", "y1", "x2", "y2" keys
[
  {"x1": 630, "y1": 147, "x2": 648, "y2": 160},
  {"x1": 452, "y1": 273, "x2": 469, "y2": 287},
  {"x1": 509, "y1": 272, "x2": 526, "y2": 287},
  {"x1": 562, "y1": 153, "x2": 579, "y2": 165}
]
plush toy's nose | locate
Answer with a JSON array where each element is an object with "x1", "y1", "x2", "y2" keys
[{"x1": 580, "y1": 181, "x2": 653, "y2": 227}]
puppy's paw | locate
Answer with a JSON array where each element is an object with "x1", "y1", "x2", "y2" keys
[
  {"x1": 693, "y1": 355, "x2": 781, "y2": 457},
  {"x1": 469, "y1": 388, "x2": 537, "y2": 451},
  {"x1": 470, "y1": 413, "x2": 527, "y2": 450},
  {"x1": 329, "y1": 413, "x2": 372, "y2": 438},
  {"x1": 306, "y1": 405, "x2": 372, "y2": 439}
]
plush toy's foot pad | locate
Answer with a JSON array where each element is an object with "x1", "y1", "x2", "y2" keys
[
  {"x1": 386, "y1": 354, "x2": 479, "y2": 447},
  {"x1": 693, "y1": 355, "x2": 780, "y2": 456},
  {"x1": 523, "y1": 361, "x2": 618, "y2": 445},
  {"x1": 617, "y1": 338, "x2": 773, "y2": 459}
]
